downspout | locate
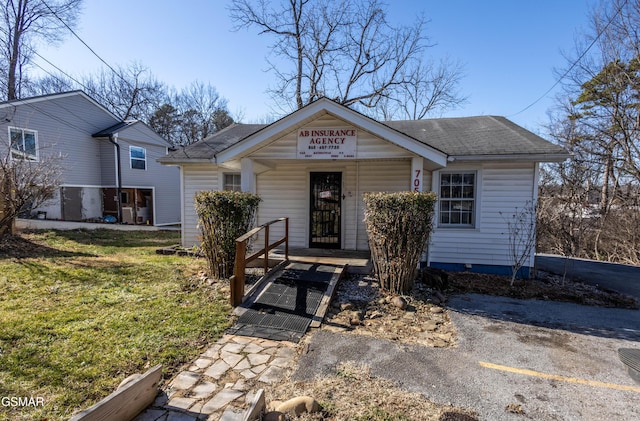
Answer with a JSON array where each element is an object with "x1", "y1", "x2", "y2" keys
[
  {"x1": 354, "y1": 161, "x2": 359, "y2": 249},
  {"x1": 108, "y1": 133, "x2": 123, "y2": 223}
]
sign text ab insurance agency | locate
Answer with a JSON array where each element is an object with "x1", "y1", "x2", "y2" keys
[{"x1": 297, "y1": 127, "x2": 357, "y2": 159}]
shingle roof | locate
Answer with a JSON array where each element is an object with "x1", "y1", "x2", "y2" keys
[
  {"x1": 384, "y1": 116, "x2": 566, "y2": 157},
  {"x1": 160, "y1": 123, "x2": 266, "y2": 162},
  {"x1": 160, "y1": 115, "x2": 567, "y2": 163},
  {"x1": 92, "y1": 121, "x2": 135, "y2": 137}
]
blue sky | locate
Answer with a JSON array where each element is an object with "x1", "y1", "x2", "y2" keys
[{"x1": 33, "y1": 0, "x2": 595, "y2": 133}]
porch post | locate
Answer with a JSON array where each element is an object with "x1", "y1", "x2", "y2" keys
[
  {"x1": 240, "y1": 158, "x2": 256, "y2": 193},
  {"x1": 411, "y1": 156, "x2": 424, "y2": 192}
]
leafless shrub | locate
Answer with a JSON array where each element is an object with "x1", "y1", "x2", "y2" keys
[
  {"x1": 0, "y1": 146, "x2": 63, "y2": 237},
  {"x1": 500, "y1": 201, "x2": 537, "y2": 286},
  {"x1": 363, "y1": 191, "x2": 436, "y2": 294}
]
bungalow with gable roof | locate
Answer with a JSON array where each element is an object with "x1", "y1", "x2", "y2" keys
[{"x1": 160, "y1": 98, "x2": 569, "y2": 277}]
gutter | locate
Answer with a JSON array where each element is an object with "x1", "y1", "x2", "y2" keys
[
  {"x1": 158, "y1": 158, "x2": 216, "y2": 165},
  {"x1": 448, "y1": 153, "x2": 570, "y2": 163},
  {"x1": 108, "y1": 133, "x2": 123, "y2": 222}
]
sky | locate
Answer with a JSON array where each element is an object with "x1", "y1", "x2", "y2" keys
[{"x1": 32, "y1": 0, "x2": 597, "y2": 134}]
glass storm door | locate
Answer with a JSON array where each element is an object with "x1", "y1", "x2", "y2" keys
[{"x1": 310, "y1": 172, "x2": 342, "y2": 249}]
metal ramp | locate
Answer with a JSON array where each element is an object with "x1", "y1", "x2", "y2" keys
[
  {"x1": 619, "y1": 348, "x2": 640, "y2": 384},
  {"x1": 228, "y1": 262, "x2": 344, "y2": 342}
]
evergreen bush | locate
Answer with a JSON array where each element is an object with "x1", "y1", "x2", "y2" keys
[
  {"x1": 195, "y1": 190, "x2": 261, "y2": 279},
  {"x1": 363, "y1": 191, "x2": 437, "y2": 294}
]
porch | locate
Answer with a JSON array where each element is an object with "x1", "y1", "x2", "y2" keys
[{"x1": 268, "y1": 247, "x2": 372, "y2": 275}]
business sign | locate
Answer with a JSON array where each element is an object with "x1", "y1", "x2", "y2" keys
[{"x1": 297, "y1": 127, "x2": 357, "y2": 159}]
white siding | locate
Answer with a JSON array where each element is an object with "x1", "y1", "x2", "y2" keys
[
  {"x1": 356, "y1": 160, "x2": 413, "y2": 250},
  {"x1": 182, "y1": 163, "x2": 218, "y2": 247},
  {"x1": 429, "y1": 162, "x2": 536, "y2": 268},
  {"x1": 256, "y1": 161, "x2": 358, "y2": 248},
  {"x1": 250, "y1": 115, "x2": 414, "y2": 160},
  {"x1": 254, "y1": 158, "x2": 428, "y2": 250}
]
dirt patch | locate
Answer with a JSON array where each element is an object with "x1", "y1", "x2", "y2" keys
[
  {"x1": 447, "y1": 271, "x2": 639, "y2": 309},
  {"x1": 264, "y1": 362, "x2": 479, "y2": 421},
  {"x1": 317, "y1": 267, "x2": 638, "y2": 350},
  {"x1": 319, "y1": 274, "x2": 456, "y2": 348}
]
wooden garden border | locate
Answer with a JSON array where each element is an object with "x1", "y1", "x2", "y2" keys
[{"x1": 69, "y1": 364, "x2": 162, "y2": 421}]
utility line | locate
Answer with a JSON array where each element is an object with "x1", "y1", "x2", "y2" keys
[
  {"x1": 41, "y1": 0, "x2": 169, "y2": 122},
  {"x1": 508, "y1": 0, "x2": 629, "y2": 118},
  {"x1": 40, "y1": 0, "x2": 131, "y2": 89}
]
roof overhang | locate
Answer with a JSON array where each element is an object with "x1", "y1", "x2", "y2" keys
[
  {"x1": 215, "y1": 98, "x2": 449, "y2": 167},
  {"x1": 450, "y1": 153, "x2": 571, "y2": 163}
]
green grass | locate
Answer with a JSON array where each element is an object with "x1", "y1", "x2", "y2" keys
[{"x1": 0, "y1": 229, "x2": 231, "y2": 421}]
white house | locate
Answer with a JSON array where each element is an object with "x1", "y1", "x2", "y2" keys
[{"x1": 160, "y1": 98, "x2": 569, "y2": 277}]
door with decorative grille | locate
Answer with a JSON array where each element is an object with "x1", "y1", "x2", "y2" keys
[{"x1": 309, "y1": 172, "x2": 342, "y2": 249}]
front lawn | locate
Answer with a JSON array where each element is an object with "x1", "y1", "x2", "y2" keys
[{"x1": 0, "y1": 229, "x2": 231, "y2": 421}]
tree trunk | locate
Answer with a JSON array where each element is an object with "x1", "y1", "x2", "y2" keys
[{"x1": 0, "y1": 176, "x2": 16, "y2": 237}]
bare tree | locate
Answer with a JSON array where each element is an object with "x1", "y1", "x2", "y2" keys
[
  {"x1": 229, "y1": 0, "x2": 465, "y2": 118},
  {"x1": 26, "y1": 70, "x2": 75, "y2": 94},
  {"x1": 542, "y1": 0, "x2": 640, "y2": 264},
  {"x1": 147, "y1": 81, "x2": 234, "y2": 147},
  {"x1": 29, "y1": 66, "x2": 234, "y2": 147},
  {"x1": 81, "y1": 62, "x2": 166, "y2": 121},
  {"x1": 380, "y1": 57, "x2": 466, "y2": 120},
  {"x1": 174, "y1": 81, "x2": 234, "y2": 145},
  {"x1": 0, "y1": 133, "x2": 62, "y2": 236},
  {"x1": 0, "y1": 0, "x2": 83, "y2": 100}
]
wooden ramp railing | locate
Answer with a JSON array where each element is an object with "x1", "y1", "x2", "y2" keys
[{"x1": 231, "y1": 217, "x2": 289, "y2": 306}]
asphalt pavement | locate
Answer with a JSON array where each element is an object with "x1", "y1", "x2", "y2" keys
[{"x1": 294, "y1": 294, "x2": 640, "y2": 421}]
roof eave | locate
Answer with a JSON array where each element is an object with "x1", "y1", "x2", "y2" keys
[
  {"x1": 449, "y1": 153, "x2": 571, "y2": 163},
  {"x1": 158, "y1": 157, "x2": 216, "y2": 165},
  {"x1": 216, "y1": 98, "x2": 448, "y2": 166}
]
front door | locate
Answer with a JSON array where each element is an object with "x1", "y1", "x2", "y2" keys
[{"x1": 310, "y1": 172, "x2": 342, "y2": 249}]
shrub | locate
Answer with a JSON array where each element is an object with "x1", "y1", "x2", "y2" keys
[
  {"x1": 195, "y1": 190, "x2": 261, "y2": 279},
  {"x1": 363, "y1": 191, "x2": 437, "y2": 294}
]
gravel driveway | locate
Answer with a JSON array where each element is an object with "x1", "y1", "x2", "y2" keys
[{"x1": 294, "y1": 294, "x2": 640, "y2": 420}]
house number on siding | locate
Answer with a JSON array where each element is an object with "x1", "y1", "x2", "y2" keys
[{"x1": 413, "y1": 169, "x2": 422, "y2": 192}]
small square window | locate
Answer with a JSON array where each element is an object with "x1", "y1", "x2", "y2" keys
[
  {"x1": 223, "y1": 173, "x2": 241, "y2": 191},
  {"x1": 9, "y1": 127, "x2": 38, "y2": 160}
]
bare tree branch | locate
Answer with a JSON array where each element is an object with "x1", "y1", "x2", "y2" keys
[
  {"x1": 0, "y1": 0, "x2": 83, "y2": 100},
  {"x1": 229, "y1": 0, "x2": 465, "y2": 119},
  {"x1": 0, "y1": 130, "x2": 63, "y2": 236}
]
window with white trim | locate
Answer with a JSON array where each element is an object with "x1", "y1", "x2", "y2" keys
[
  {"x1": 223, "y1": 173, "x2": 241, "y2": 191},
  {"x1": 130, "y1": 146, "x2": 146, "y2": 170},
  {"x1": 9, "y1": 127, "x2": 38, "y2": 160},
  {"x1": 439, "y1": 172, "x2": 475, "y2": 227}
]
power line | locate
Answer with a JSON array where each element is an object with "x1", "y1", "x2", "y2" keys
[
  {"x1": 0, "y1": 24, "x2": 124, "y2": 123},
  {"x1": 508, "y1": 0, "x2": 629, "y2": 118},
  {"x1": 40, "y1": 0, "x2": 130, "y2": 89},
  {"x1": 40, "y1": 0, "x2": 169, "y2": 121}
]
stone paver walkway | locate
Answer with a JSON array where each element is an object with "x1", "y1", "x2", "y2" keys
[{"x1": 134, "y1": 334, "x2": 298, "y2": 421}]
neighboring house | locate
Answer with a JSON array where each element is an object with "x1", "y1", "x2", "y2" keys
[
  {"x1": 0, "y1": 91, "x2": 180, "y2": 226},
  {"x1": 160, "y1": 98, "x2": 569, "y2": 277}
]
